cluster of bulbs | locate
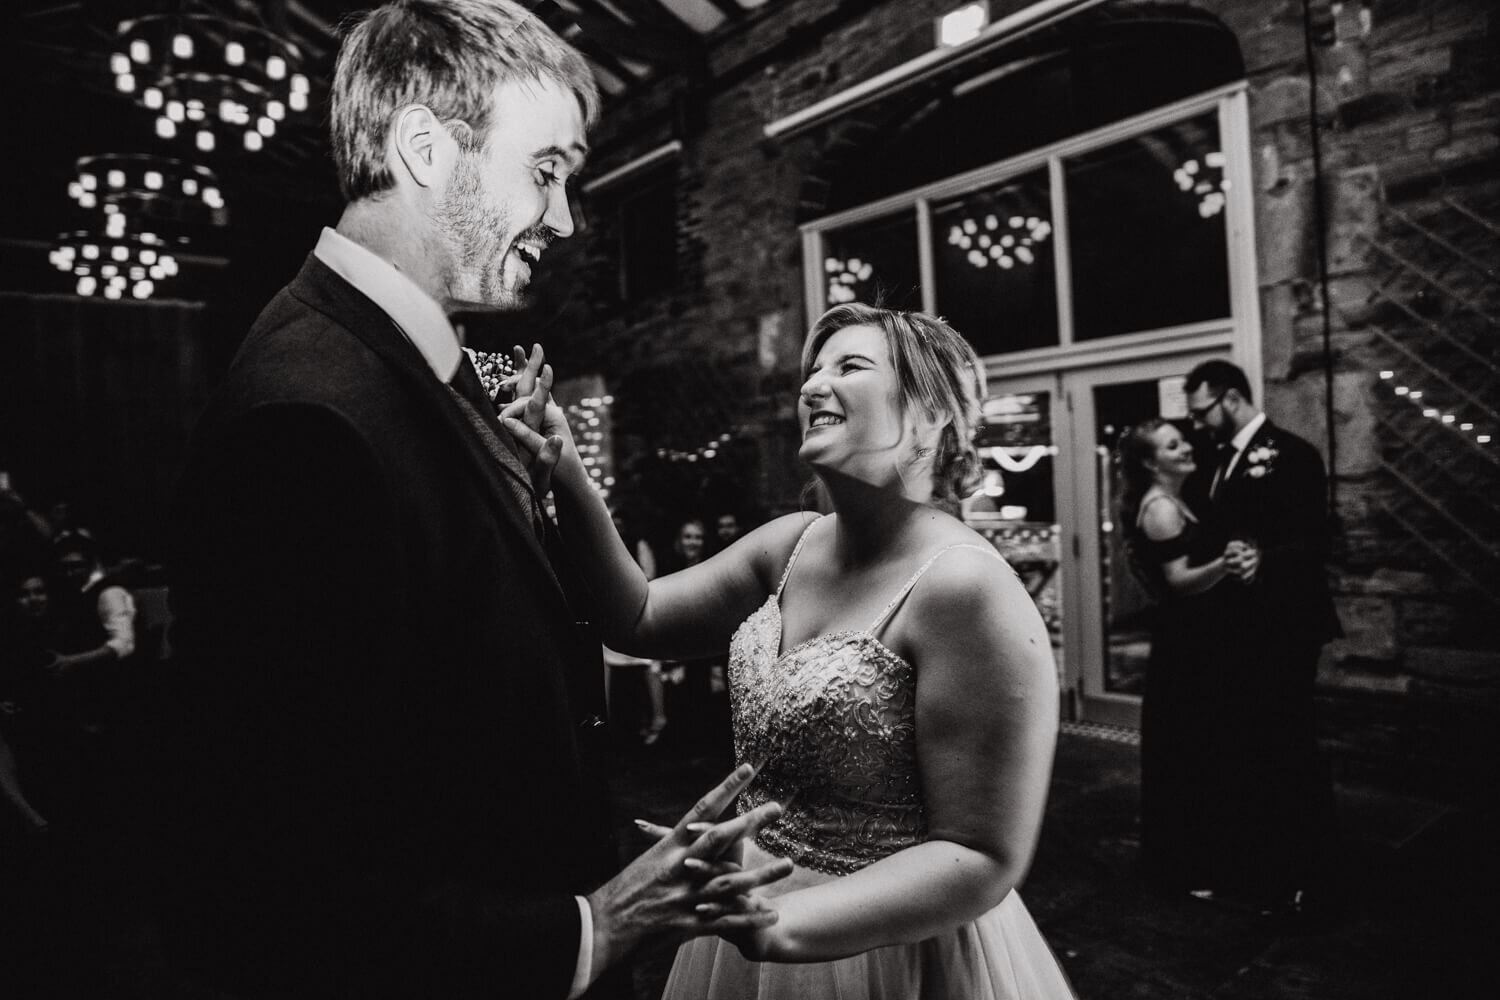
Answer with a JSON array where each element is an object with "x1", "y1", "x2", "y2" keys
[
  {"x1": 947, "y1": 212, "x2": 1052, "y2": 270},
  {"x1": 49, "y1": 229, "x2": 180, "y2": 301},
  {"x1": 1173, "y1": 150, "x2": 1229, "y2": 218},
  {"x1": 824, "y1": 256, "x2": 875, "y2": 304},
  {"x1": 66, "y1": 154, "x2": 226, "y2": 223},
  {"x1": 113, "y1": 13, "x2": 309, "y2": 153},
  {"x1": 1379, "y1": 369, "x2": 1492, "y2": 445},
  {"x1": 51, "y1": 154, "x2": 224, "y2": 300}
]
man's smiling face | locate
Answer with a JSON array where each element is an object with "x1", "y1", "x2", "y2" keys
[{"x1": 435, "y1": 77, "x2": 586, "y2": 311}]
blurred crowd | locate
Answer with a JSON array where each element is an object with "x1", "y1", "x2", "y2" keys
[
  {"x1": 0, "y1": 481, "x2": 177, "y2": 996},
  {"x1": 604, "y1": 506, "x2": 751, "y2": 760}
]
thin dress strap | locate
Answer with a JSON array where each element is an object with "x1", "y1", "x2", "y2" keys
[
  {"x1": 868, "y1": 543, "x2": 1004, "y2": 635},
  {"x1": 774, "y1": 515, "x2": 824, "y2": 599}
]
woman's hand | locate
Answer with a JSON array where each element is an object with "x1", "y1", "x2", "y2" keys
[
  {"x1": 497, "y1": 343, "x2": 576, "y2": 496},
  {"x1": 633, "y1": 815, "x2": 787, "y2": 960}
]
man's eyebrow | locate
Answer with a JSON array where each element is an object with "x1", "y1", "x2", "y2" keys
[{"x1": 532, "y1": 142, "x2": 589, "y2": 168}]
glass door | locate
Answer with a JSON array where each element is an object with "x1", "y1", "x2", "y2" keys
[
  {"x1": 1061, "y1": 352, "x2": 1226, "y2": 727},
  {"x1": 964, "y1": 373, "x2": 1067, "y2": 698}
]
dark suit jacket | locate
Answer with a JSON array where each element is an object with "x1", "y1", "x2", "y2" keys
[
  {"x1": 167, "y1": 255, "x2": 615, "y2": 999},
  {"x1": 1211, "y1": 418, "x2": 1341, "y2": 647}
]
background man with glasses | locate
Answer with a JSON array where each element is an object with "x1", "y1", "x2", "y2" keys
[{"x1": 1181, "y1": 358, "x2": 1342, "y2": 924}]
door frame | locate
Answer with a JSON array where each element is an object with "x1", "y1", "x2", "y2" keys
[{"x1": 1060, "y1": 351, "x2": 1229, "y2": 727}]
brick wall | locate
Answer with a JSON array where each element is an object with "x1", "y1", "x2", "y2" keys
[{"x1": 536, "y1": 0, "x2": 1500, "y2": 767}]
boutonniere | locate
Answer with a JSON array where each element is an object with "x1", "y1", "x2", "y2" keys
[{"x1": 1243, "y1": 441, "x2": 1279, "y2": 478}]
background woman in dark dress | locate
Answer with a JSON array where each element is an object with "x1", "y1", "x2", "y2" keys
[{"x1": 1115, "y1": 419, "x2": 1247, "y2": 894}]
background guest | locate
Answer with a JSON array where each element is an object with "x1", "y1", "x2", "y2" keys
[
  {"x1": 1184, "y1": 358, "x2": 1343, "y2": 921},
  {"x1": 1114, "y1": 418, "x2": 1243, "y2": 898},
  {"x1": 603, "y1": 506, "x2": 667, "y2": 745}
]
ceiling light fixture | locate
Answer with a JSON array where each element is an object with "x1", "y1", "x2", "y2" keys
[
  {"x1": 112, "y1": 12, "x2": 310, "y2": 153},
  {"x1": 50, "y1": 228, "x2": 182, "y2": 301},
  {"x1": 67, "y1": 153, "x2": 229, "y2": 226}
]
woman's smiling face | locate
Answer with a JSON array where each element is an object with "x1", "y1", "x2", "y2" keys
[
  {"x1": 798, "y1": 323, "x2": 908, "y2": 479},
  {"x1": 1149, "y1": 422, "x2": 1196, "y2": 480}
]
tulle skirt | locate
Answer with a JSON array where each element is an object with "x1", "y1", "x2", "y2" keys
[{"x1": 661, "y1": 844, "x2": 1076, "y2": 1000}]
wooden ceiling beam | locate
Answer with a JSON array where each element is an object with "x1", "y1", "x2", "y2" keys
[
  {"x1": 578, "y1": 0, "x2": 698, "y2": 41},
  {"x1": 567, "y1": 5, "x2": 705, "y2": 67},
  {"x1": 700, "y1": 0, "x2": 747, "y2": 23}
]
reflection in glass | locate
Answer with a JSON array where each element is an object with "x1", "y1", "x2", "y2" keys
[
  {"x1": 931, "y1": 170, "x2": 1058, "y2": 355},
  {"x1": 822, "y1": 211, "x2": 922, "y2": 311},
  {"x1": 965, "y1": 392, "x2": 1063, "y2": 679},
  {"x1": 1092, "y1": 379, "x2": 1188, "y2": 696},
  {"x1": 1065, "y1": 111, "x2": 1230, "y2": 341}
]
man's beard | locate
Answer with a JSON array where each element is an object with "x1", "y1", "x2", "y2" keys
[{"x1": 436, "y1": 153, "x2": 527, "y2": 311}]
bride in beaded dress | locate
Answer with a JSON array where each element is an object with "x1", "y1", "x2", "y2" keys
[{"x1": 504, "y1": 303, "x2": 1076, "y2": 999}]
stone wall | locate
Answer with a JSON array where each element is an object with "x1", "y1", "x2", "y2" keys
[{"x1": 539, "y1": 0, "x2": 1500, "y2": 767}]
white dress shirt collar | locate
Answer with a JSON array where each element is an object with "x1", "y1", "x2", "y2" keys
[
  {"x1": 313, "y1": 227, "x2": 462, "y2": 383},
  {"x1": 1223, "y1": 410, "x2": 1267, "y2": 478}
]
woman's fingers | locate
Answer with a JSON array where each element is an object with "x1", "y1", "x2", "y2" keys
[
  {"x1": 694, "y1": 858, "x2": 793, "y2": 900},
  {"x1": 684, "y1": 800, "x2": 783, "y2": 861},
  {"x1": 673, "y1": 762, "x2": 759, "y2": 838}
]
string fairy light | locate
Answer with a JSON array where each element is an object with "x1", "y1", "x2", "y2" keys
[{"x1": 1378, "y1": 369, "x2": 1492, "y2": 446}]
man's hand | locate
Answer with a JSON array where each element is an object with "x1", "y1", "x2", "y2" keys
[
  {"x1": 584, "y1": 763, "x2": 793, "y2": 985},
  {"x1": 1225, "y1": 539, "x2": 1261, "y2": 584},
  {"x1": 497, "y1": 343, "x2": 570, "y2": 496}
]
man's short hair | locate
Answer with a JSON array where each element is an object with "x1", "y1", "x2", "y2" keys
[
  {"x1": 1184, "y1": 358, "x2": 1253, "y2": 404},
  {"x1": 331, "y1": 0, "x2": 600, "y2": 202}
]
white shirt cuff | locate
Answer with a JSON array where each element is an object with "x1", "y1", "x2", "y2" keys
[{"x1": 567, "y1": 895, "x2": 593, "y2": 1000}]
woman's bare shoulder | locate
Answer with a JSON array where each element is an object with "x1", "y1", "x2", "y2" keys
[{"x1": 1139, "y1": 493, "x2": 1189, "y2": 542}]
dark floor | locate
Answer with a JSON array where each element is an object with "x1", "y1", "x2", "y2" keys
[
  {"x1": 607, "y1": 727, "x2": 1495, "y2": 1000},
  {"x1": 3, "y1": 721, "x2": 1491, "y2": 999}
]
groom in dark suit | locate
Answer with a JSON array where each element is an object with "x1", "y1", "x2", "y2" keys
[
  {"x1": 1184, "y1": 359, "x2": 1341, "y2": 918},
  {"x1": 167, "y1": 3, "x2": 788, "y2": 998}
]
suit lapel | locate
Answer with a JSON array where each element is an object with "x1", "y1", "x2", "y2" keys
[{"x1": 288, "y1": 256, "x2": 565, "y2": 601}]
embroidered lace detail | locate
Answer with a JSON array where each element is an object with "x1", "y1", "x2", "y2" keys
[
  {"x1": 731, "y1": 520, "x2": 1005, "y2": 876},
  {"x1": 732, "y1": 598, "x2": 922, "y2": 875}
]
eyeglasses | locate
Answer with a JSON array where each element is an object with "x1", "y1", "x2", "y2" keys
[{"x1": 1187, "y1": 390, "x2": 1227, "y2": 422}]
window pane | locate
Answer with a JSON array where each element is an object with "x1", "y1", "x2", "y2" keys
[
  {"x1": 822, "y1": 211, "x2": 921, "y2": 312},
  {"x1": 932, "y1": 169, "x2": 1058, "y2": 356},
  {"x1": 1065, "y1": 111, "x2": 1230, "y2": 341}
]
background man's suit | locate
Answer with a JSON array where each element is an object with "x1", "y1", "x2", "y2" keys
[
  {"x1": 1209, "y1": 418, "x2": 1341, "y2": 901},
  {"x1": 168, "y1": 255, "x2": 615, "y2": 999}
]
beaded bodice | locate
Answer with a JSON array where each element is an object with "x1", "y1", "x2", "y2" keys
[{"x1": 731, "y1": 519, "x2": 1000, "y2": 875}]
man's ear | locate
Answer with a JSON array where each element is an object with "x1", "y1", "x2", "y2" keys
[{"x1": 390, "y1": 104, "x2": 456, "y2": 189}]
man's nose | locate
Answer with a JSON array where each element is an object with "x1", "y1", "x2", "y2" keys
[{"x1": 544, "y1": 185, "x2": 575, "y2": 239}]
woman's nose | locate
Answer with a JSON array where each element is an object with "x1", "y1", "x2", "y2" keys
[{"x1": 800, "y1": 374, "x2": 828, "y2": 406}]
